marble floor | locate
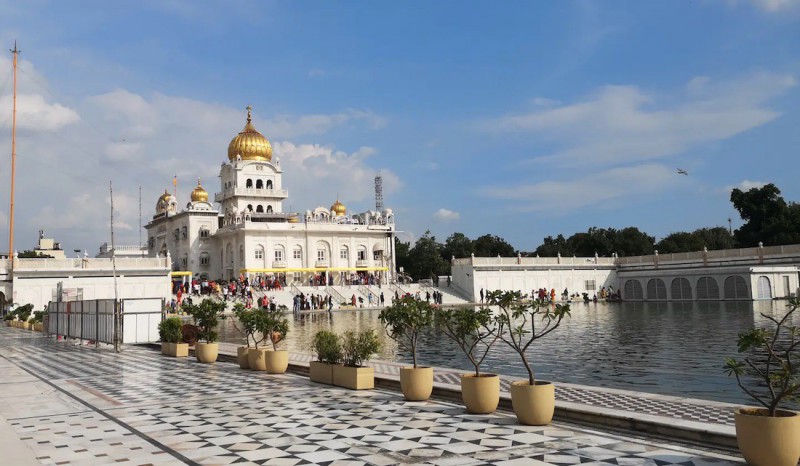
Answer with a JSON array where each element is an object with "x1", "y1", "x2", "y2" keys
[{"x1": 0, "y1": 327, "x2": 744, "y2": 466}]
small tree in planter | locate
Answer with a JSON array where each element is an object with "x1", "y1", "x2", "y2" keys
[
  {"x1": 309, "y1": 330, "x2": 341, "y2": 384},
  {"x1": 15, "y1": 304, "x2": 33, "y2": 330},
  {"x1": 158, "y1": 317, "x2": 188, "y2": 357},
  {"x1": 490, "y1": 290, "x2": 570, "y2": 425},
  {"x1": 724, "y1": 298, "x2": 800, "y2": 466},
  {"x1": 183, "y1": 299, "x2": 226, "y2": 363},
  {"x1": 436, "y1": 306, "x2": 500, "y2": 413},
  {"x1": 30, "y1": 310, "x2": 46, "y2": 331},
  {"x1": 232, "y1": 303, "x2": 264, "y2": 369},
  {"x1": 333, "y1": 330, "x2": 381, "y2": 390},
  {"x1": 379, "y1": 296, "x2": 435, "y2": 400},
  {"x1": 261, "y1": 307, "x2": 290, "y2": 373}
]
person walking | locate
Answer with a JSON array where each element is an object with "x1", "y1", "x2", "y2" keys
[
  {"x1": 479, "y1": 288, "x2": 484, "y2": 303},
  {"x1": 380, "y1": 292, "x2": 385, "y2": 306}
]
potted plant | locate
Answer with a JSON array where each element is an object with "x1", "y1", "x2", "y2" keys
[
  {"x1": 724, "y1": 298, "x2": 800, "y2": 466},
  {"x1": 491, "y1": 290, "x2": 570, "y2": 425},
  {"x1": 183, "y1": 299, "x2": 226, "y2": 363},
  {"x1": 16, "y1": 304, "x2": 33, "y2": 330},
  {"x1": 436, "y1": 306, "x2": 500, "y2": 413},
  {"x1": 333, "y1": 330, "x2": 381, "y2": 390},
  {"x1": 262, "y1": 307, "x2": 290, "y2": 374},
  {"x1": 379, "y1": 296, "x2": 435, "y2": 401},
  {"x1": 158, "y1": 317, "x2": 188, "y2": 357},
  {"x1": 310, "y1": 330, "x2": 341, "y2": 384},
  {"x1": 246, "y1": 310, "x2": 271, "y2": 371},
  {"x1": 30, "y1": 310, "x2": 46, "y2": 332},
  {"x1": 232, "y1": 303, "x2": 260, "y2": 369},
  {"x1": 4, "y1": 311, "x2": 15, "y2": 327}
]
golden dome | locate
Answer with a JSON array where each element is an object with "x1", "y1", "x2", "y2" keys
[
  {"x1": 156, "y1": 190, "x2": 173, "y2": 214},
  {"x1": 287, "y1": 214, "x2": 300, "y2": 223},
  {"x1": 227, "y1": 106, "x2": 272, "y2": 162},
  {"x1": 190, "y1": 178, "x2": 208, "y2": 202},
  {"x1": 331, "y1": 199, "x2": 347, "y2": 216}
]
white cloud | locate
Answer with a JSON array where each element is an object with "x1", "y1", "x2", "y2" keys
[
  {"x1": 274, "y1": 142, "x2": 401, "y2": 213},
  {"x1": 483, "y1": 72, "x2": 796, "y2": 168},
  {"x1": 0, "y1": 59, "x2": 393, "y2": 253},
  {"x1": 433, "y1": 208, "x2": 461, "y2": 221},
  {"x1": 749, "y1": 0, "x2": 800, "y2": 11},
  {"x1": 728, "y1": 180, "x2": 768, "y2": 192},
  {"x1": 482, "y1": 164, "x2": 679, "y2": 212}
]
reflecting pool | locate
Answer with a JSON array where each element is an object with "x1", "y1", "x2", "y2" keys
[{"x1": 217, "y1": 299, "x2": 799, "y2": 406}]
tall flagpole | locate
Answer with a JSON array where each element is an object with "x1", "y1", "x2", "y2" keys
[{"x1": 8, "y1": 41, "x2": 20, "y2": 261}]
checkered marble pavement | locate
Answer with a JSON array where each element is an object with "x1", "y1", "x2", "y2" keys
[
  {"x1": 0, "y1": 326, "x2": 745, "y2": 465},
  {"x1": 274, "y1": 344, "x2": 737, "y2": 427}
]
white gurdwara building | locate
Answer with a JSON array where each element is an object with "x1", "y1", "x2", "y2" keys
[{"x1": 145, "y1": 107, "x2": 396, "y2": 283}]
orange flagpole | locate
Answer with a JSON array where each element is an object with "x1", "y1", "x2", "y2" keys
[{"x1": 8, "y1": 41, "x2": 19, "y2": 260}]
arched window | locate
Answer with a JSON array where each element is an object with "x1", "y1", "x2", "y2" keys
[
  {"x1": 256, "y1": 205, "x2": 264, "y2": 213},
  {"x1": 293, "y1": 246, "x2": 302, "y2": 260},
  {"x1": 199, "y1": 252, "x2": 210, "y2": 266},
  {"x1": 266, "y1": 180, "x2": 273, "y2": 189},
  {"x1": 724, "y1": 276, "x2": 749, "y2": 300},
  {"x1": 256, "y1": 179, "x2": 263, "y2": 189},
  {"x1": 623, "y1": 280, "x2": 643, "y2": 300},
  {"x1": 697, "y1": 277, "x2": 720, "y2": 300},
  {"x1": 357, "y1": 245, "x2": 368, "y2": 261},
  {"x1": 246, "y1": 179, "x2": 253, "y2": 188},
  {"x1": 671, "y1": 278, "x2": 692, "y2": 300},
  {"x1": 646, "y1": 279, "x2": 667, "y2": 300},
  {"x1": 267, "y1": 205, "x2": 273, "y2": 213},
  {"x1": 247, "y1": 204, "x2": 253, "y2": 212},
  {"x1": 274, "y1": 245, "x2": 285, "y2": 262},
  {"x1": 340, "y1": 246, "x2": 349, "y2": 260},
  {"x1": 757, "y1": 276, "x2": 772, "y2": 299}
]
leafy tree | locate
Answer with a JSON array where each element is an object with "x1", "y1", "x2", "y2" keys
[
  {"x1": 533, "y1": 234, "x2": 571, "y2": 257},
  {"x1": 442, "y1": 232, "x2": 474, "y2": 260},
  {"x1": 731, "y1": 183, "x2": 800, "y2": 246},
  {"x1": 614, "y1": 227, "x2": 655, "y2": 256},
  {"x1": 472, "y1": 234, "x2": 516, "y2": 257},
  {"x1": 378, "y1": 296, "x2": 434, "y2": 368},
  {"x1": 406, "y1": 231, "x2": 448, "y2": 280},
  {"x1": 395, "y1": 237, "x2": 412, "y2": 277},
  {"x1": 656, "y1": 227, "x2": 734, "y2": 253},
  {"x1": 18, "y1": 250, "x2": 54, "y2": 259}
]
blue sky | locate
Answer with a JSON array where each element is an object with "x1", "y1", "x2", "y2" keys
[{"x1": 0, "y1": 0, "x2": 798, "y2": 254}]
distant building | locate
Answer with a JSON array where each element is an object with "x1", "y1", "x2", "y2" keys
[
  {"x1": 144, "y1": 107, "x2": 396, "y2": 284},
  {"x1": 451, "y1": 245, "x2": 800, "y2": 302}
]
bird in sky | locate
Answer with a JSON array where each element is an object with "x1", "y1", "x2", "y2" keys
[{"x1": 676, "y1": 169, "x2": 688, "y2": 175}]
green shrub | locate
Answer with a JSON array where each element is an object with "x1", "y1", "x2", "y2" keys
[
  {"x1": 183, "y1": 299, "x2": 226, "y2": 343},
  {"x1": 435, "y1": 306, "x2": 499, "y2": 377},
  {"x1": 258, "y1": 308, "x2": 290, "y2": 351},
  {"x1": 341, "y1": 330, "x2": 381, "y2": 367},
  {"x1": 15, "y1": 304, "x2": 33, "y2": 323},
  {"x1": 158, "y1": 317, "x2": 184, "y2": 343},
  {"x1": 312, "y1": 330, "x2": 342, "y2": 364}
]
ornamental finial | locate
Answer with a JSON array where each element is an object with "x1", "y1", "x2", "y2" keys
[{"x1": 246, "y1": 105, "x2": 252, "y2": 124}]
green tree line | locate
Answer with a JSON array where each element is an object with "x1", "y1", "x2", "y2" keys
[{"x1": 396, "y1": 183, "x2": 800, "y2": 281}]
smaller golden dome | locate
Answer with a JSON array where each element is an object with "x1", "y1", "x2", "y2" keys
[
  {"x1": 156, "y1": 189, "x2": 173, "y2": 214},
  {"x1": 288, "y1": 214, "x2": 300, "y2": 224},
  {"x1": 191, "y1": 178, "x2": 208, "y2": 202},
  {"x1": 331, "y1": 199, "x2": 347, "y2": 216}
]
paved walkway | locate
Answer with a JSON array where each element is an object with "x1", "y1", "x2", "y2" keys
[{"x1": 1, "y1": 326, "x2": 743, "y2": 465}]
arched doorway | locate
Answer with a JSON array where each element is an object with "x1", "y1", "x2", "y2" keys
[
  {"x1": 646, "y1": 278, "x2": 667, "y2": 300},
  {"x1": 724, "y1": 276, "x2": 749, "y2": 300},
  {"x1": 671, "y1": 278, "x2": 692, "y2": 300},
  {"x1": 623, "y1": 280, "x2": 643, "y2": 300}
]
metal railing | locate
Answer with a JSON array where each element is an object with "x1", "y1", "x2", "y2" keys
[
  {"x1": 326, "y1": 286, "x2": 346, "y2": 304},
  {"x1": 47, "y1": 299, "x2": 117, "y2": 346}
]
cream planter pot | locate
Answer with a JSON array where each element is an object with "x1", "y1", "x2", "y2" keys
[
  {"x1": 400, "y1": 367, "x2": 433, "y2": 401},
  {"x1": 248, "y1": 348, "x2": 268, "y2": 371},
  {"x1": 265, "y1": 350, "x2": 289, "y2": 374},
  {"x1": 237, "y1": 347, "x2": 250, "y2": 369},
  {"x1": 333, "y1": 365, "x2": 374, "y2": 390},
  {"x1": 195, "y1": 342, "x2": 219, "y2": 363},
  {"x1": 510, "y1": 380, "x2": 555, "y2": 425},
  {"x1": 461, "y1": 374, "x2": 500, "y2": 414},
  {"x1": 309, "y1": 361, "x2": 334, "y2": 384},
  {"x1": 735, "y1": 408, "x2": 800, "y2": 466},
  {"x1": 162, "y1": 342, "x2": 188, "y2": 357}
]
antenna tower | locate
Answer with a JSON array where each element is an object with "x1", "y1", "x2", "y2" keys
[{"x1": 374, "y1": 174, "x2": 384, "y2": 211}]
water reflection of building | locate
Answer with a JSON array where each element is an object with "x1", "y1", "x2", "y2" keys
[
  {"x1": 145, "y1": 107, "x2": 396, "y2": 284},
  {"x1": 452, "y1": 244, "x2": 800, "y2": 302}
]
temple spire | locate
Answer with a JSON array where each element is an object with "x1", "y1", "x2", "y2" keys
[{"x1": 246, "y1": 105, "x2": 252, "y2": 124}]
